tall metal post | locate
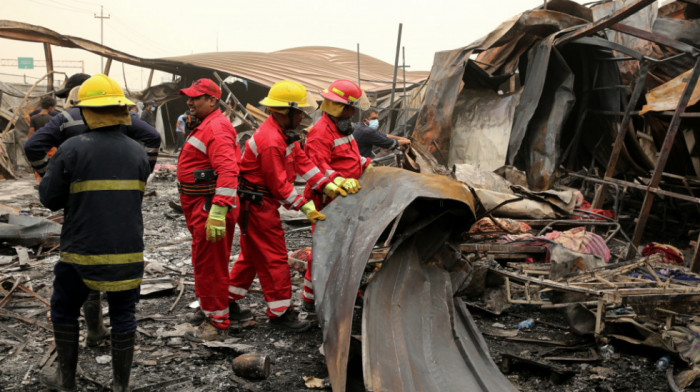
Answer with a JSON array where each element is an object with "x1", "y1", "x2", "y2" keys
[
  {"x1": 94, "y1": 5, "x2": 110, "y2": 71},
  {"x1": 389, "y1": 23, "x2": 403, "y2": 131},
  {"x1": 357, "y1": 43, "x2": 362, "y2": 118}
]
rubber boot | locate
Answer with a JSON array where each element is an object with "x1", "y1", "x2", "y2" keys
[
  {"x1": 83, "y1": 291, "x2": 110, "y2": 346},
  {"x1": 40, "y1": 323, "x2": 79, "y2": 391},
  {"x1": 111, "y1": 331, "x2": 136, "y2": 392},
  {"x1": 270, "y1": 308, "x2": 311, "y2": 332}
]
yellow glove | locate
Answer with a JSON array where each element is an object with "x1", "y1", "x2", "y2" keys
[
  {"x1": 205, "y1": 204, "x2": 228, "y2": 242},
  {"x1": 323, "y1": 181, "x2": 347, "y2": 199},
  {"x1": 366, "y1": 164, "x2": 373, "y2": 170},
  {"x1": 300, "y1": 200, "x2": 326, "y2": 224},
  {"x1": 334, "y1": 176, "x2": 361, "y2": 194}
]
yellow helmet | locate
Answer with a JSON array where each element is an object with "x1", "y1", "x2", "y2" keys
[
  {"x1": 75, "y1": 74, "x2": 134, "y2": 107},
  {"x1": 259, "y1": 80, "x2": 311, "y2": 109}
]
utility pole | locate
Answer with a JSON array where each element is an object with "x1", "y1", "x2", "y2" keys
[{"x1": 94, "y1": 5, "x2": 110, "y2": 71}]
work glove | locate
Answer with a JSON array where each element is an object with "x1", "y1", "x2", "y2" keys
[
  {"x1": 323, "y1": 181, "x2": 347, "y2": 199},
  {"x1": 333, "y1": 176, "x2": 362, "y2": 194},
  {"x1": 300, "y1": 200, "x2": 326, "y2": 224},
  {"x1": 366, "y1": 164, "x2": 374, "y2": 170},
  {"x1": 205, "y1": 204, "x2": 228, "y2": 242}
]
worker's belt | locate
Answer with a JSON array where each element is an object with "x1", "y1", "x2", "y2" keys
[
  {"x1": 238, "y1": 176, "x2": 273, "y2": 203},
  {"x1": 177, "y1": 181, "x2": 215, "y2": 196}
]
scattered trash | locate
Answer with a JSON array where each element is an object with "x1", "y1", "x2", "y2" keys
[
  {"x1": 517, "y1": 318, "x2": 535, "y2": 330},
  {"x1": 655, "y1": 356, "x2": 670, "y2": 372},
  {"x1": 231, "y1": 353, "x2": 270, "y2": 380},
  {"x1": 598, "y1": 344, "x2": 614, "y2": 360}
]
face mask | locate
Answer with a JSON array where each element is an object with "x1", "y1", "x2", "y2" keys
[
  {"x1": 368, "y1": 119, "x2": 379, "y2": 130},
  {"x1": 337, "y1": 118, "x2": 354, "y2": 135}
]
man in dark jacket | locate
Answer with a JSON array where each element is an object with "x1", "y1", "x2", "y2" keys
[
  {"x1": 140, "y1": 99, "x2": 157, "y2": 127},
  {"x1": 39, "y1": 74, "x2": 149, "y2": 392},
  {"x1": 353, "y1": 108, "x2": 410, "y2": 158}
]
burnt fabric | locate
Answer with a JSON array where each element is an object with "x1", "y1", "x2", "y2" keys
[
  {"x1": 25, "y1": 108, "x2": 160, "y2": 176},
  {"x1": 51, "y1": 261, "x2": 140, "y2": 333},
  {"x1": 230, "y1": 116, "x2": 329, "y2": 318},
  {"x1": 302, "y1": 113, "x2": 371, "y2": 303},
  {"x1": 39, "y1": 127, "x2": 149, "y2": 292},
  {"x1": 177, "y1": 108, "x2": 240, "y2": 330}
]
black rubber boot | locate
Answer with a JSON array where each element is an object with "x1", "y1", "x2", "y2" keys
[
  {"x1": 229, "y1": 302, "x2": 253, "y2": 322},
  {"x1": 111, "y1": 331, "x2": 136, "y2": 392},
  {"x1": 270, "y1": 308, "x2": 311, "y2": 332},
  {"x1": 83, "y1": 291, "x2": 110, "y2": 346},
  {"x1": 40, "y1": 323, "x2": 79, "y2": 391}
]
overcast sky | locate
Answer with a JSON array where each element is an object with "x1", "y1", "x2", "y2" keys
[{"x1": 2, "y1": 0, "x2": 589, "y2": 90}]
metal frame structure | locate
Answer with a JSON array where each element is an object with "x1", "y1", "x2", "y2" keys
[{"x1": 553, "y1": 0, "x2": 700, "y2": 271}]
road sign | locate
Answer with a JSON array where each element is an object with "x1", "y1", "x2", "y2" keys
[{"x1": 17, "y1": 57, "x2": 34, "y2": 69}]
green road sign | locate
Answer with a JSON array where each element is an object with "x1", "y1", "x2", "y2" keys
[{"x1": 18, "y1": 57, "x2": 34, "y2": 69}]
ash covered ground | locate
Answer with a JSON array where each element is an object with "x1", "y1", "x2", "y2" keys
[{"x1": 0, "y1": 158, "x2": 681, "y2": 391}]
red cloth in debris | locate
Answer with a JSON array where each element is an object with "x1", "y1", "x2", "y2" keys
[
  {"x1": 641, "y1": 242, "x2": 685, "y2": 265},
  {"x1": 573, "y1": 201, "x2": 615, "y2": 220}
]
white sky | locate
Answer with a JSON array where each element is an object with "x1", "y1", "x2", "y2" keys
[{"x1": 1, "y1": 0, "x2": 588, "y2": 91}]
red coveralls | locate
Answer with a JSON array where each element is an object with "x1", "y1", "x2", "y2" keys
[
  {"x1": 302, "y1": 113, "x2": 371, "y2": 303},
  {"x1": 229, "y1": 117, "x2": 330, "y2": 318},
  {"x1": 176, "y1": 109, "x2": 239, "y2": 330}
]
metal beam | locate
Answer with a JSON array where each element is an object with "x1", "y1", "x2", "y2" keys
[
  {"x1": 611, "y1": 23, "x2": 698, "y2": 54},
  {"x1": 103, "y1": 57, "x2": 112, "y2": 76},
  {"x1": 555, "y1": 0, "x2": 657, "y2": 46},
  {"x1": 632, "y1": 56, "x2": 700, "y2": 246},
  {"x1": 591, "y1": 61, "x2": 650, "y2": 209}
]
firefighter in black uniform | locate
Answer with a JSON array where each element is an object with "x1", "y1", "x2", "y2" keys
[{"x1": 38, "y1": 74, "x2": 150, "y2": 392}]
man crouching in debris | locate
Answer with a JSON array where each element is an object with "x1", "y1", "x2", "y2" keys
[
  {"x1": 228, "y1": 80, "x2": 346, "y2": 332},
  {"x1": 302, "y1": 79, "x2": 371, "y2": 309},
  {"x1": 176, "y1": 78, "x2": 241, "y2": 341},
  {"x1": 38, "y1": 74, "x2": 149, "y2": 392}
]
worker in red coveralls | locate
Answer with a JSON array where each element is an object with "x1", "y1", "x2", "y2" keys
[
  {"x1": 228, "y1": 80, "x2": 347, "y2": 332},
  {"x1": 302, "y1": 79, "x2": 371, "y2": 310},
  {"x1": 176, "y1": 78, "x2": 240, "y2": 341}
]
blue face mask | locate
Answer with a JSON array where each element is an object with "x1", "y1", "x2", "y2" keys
[{"x1": 368, "y1": 119, "x2": 379, "y2": 130}]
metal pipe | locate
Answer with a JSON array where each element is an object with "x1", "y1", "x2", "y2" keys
[{"x1": 389, "y1": 23, "x2": 402, "y2": 131}]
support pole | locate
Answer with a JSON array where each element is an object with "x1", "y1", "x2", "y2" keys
[
  {"x1": 103, "y1": 58, "x2": 112, "y2": 76},
  {"x1": 94, "y1": 5, "x2": 110, "y2": 71},
  {"x1": 147, "y1": 69, "x2": 154, "y2": 88},
  {"x1": 43, "y1": 43, "x2": 54, "y2": 93},
  {"x1": 631, "y1": 56, "x2": 700, "y2": 247},
  {"x1": 357, "y1": 43, "x2": 362, "y2": 119},
  {"x1": 389, "y1": 23, "x2": 402, "y2": 131}
]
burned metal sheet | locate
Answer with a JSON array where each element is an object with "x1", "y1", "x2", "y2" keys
[
  {"x1": 312, "y1": 167, "x2": 477, "y2": 391},
  {"x1": 0, "y1": 214, "x2": 61, "y2": 247},
  {"x1": 362, "y1": 232, "x2": 516, "y2": 391},
  {"x1": 448, "y1": 87, "x2": 522, "y2": 171}
]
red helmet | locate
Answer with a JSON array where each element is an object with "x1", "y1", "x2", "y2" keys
[{"x1": 321, "y1": 79, "x2": 362, "y2": 106}]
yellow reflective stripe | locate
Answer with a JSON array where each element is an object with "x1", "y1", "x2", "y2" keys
[
  {"x1": 331, "y1": 87, "x2": 345, "y2": 97},
  {"x1": 61, "y1": 251, "x2": 143, "y2": 265},
  {"x1": 83, "y1": 278, "x2": 142, "y2": 292},
  {"x1": 70, "y1": 180, "x2": 146, "y2": 194}
]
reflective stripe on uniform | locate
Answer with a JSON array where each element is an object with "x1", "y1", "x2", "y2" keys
[
  {"x1": 29, "y1": 155, "x2": 50, "y2": 167},
  {"x1": 215, "y1": 187, "x2": 237, "y2": 197},
  {"x1": 311, "y1": 177, "x2": 325, "y2": 191},
  {"x1": 301, "y1": 167, "x2": 320, "y2": 181},
  {"x1": 70, "y1": 179, "x2": 146, "y2": 194},
  {"x1": 333, "y1": 135, "x2": 354, "y2": 148},
  {"x1": 229, "y1": 286, "x2": 247, "y2": 297},
  {"x1": 83, "y1": 277, "x2": 142, "y2": 292},
  {"x1": 290, "y1": 198, "x2": 303, "y2": 209},
  {"x1": 361, "y1": 156, "x2": 369, "y2": 166},
  {"x1": 202, "y1": 308, "x2": 229, "y2": 318},
  {"x1": 247, "y1": 136, "x2": 259, "y2": 157},
  {"x1": 283, "y1": 188, "x2": 300, "y2": 205},
  {"x1": 267, "y1": 299, "x2": 291, "y2": 316},
  {"x1": 145, "y1": 147, "x2": 159, "y2": 153},
  {"x1": 325, "y1": 169, "x2": 337, "y2": 177},
  {"x1": 61, "y1": 251, "x2": 143, "y2": 265},
  {"x1": 187, "y1": 136, "x2": 207, "y2": 154},
  {"x1": 59, "y1": 111, "x2": 85, "y2": 132},
  {"x1": 285, "y1": 144, "x2": 293, "y2": 157}
]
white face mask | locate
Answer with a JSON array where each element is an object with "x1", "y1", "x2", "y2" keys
[{"x1": 368, "y1": 119, "x2": 379, "y2": 130}]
